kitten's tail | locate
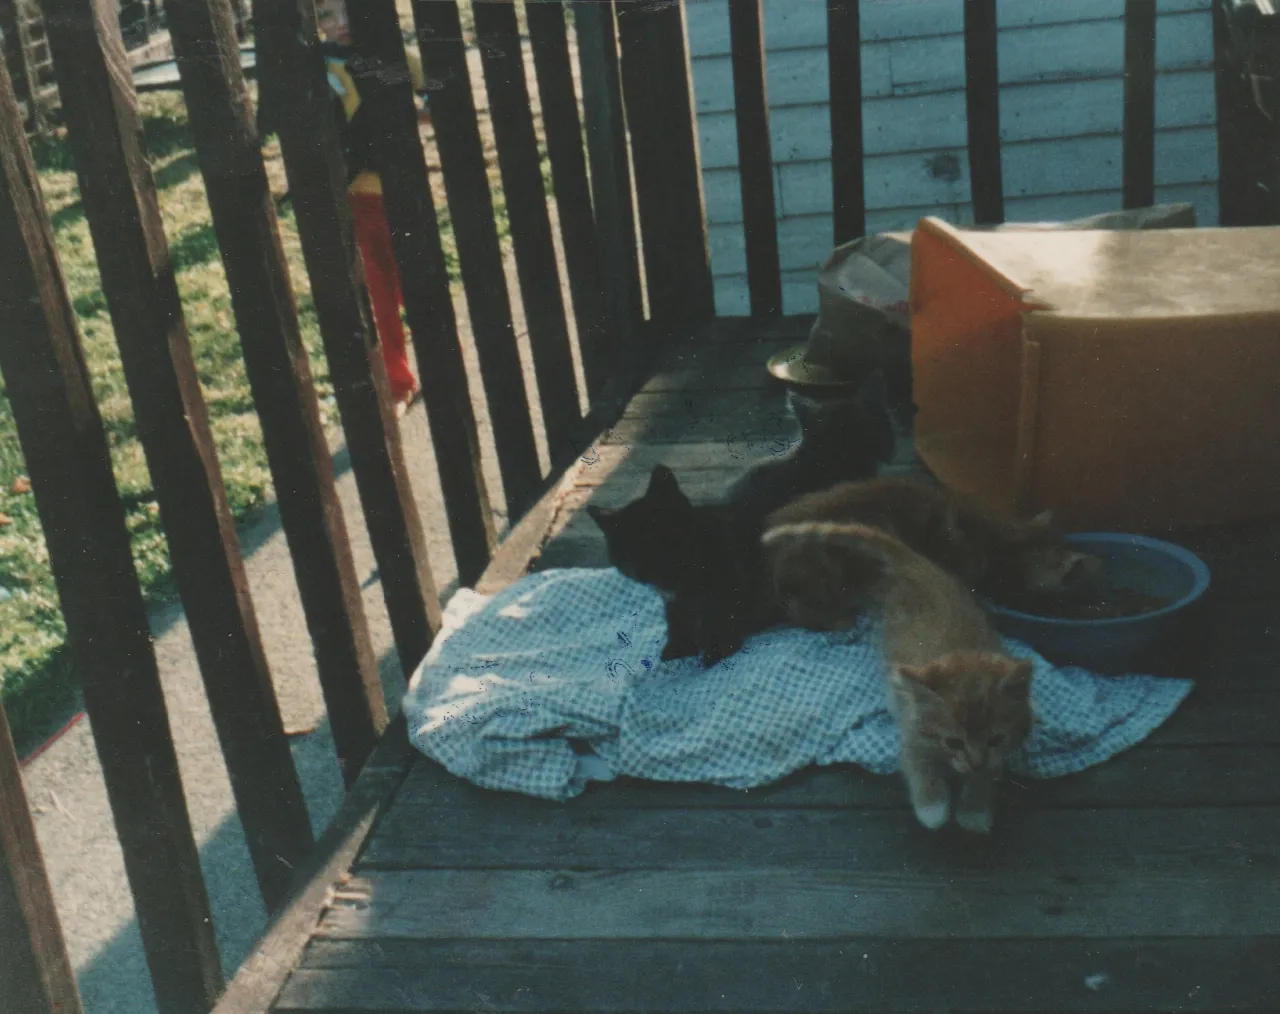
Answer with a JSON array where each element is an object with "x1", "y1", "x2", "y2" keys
[{"x1": 760, "y1": 520, "x2": 921, "y2": 574}]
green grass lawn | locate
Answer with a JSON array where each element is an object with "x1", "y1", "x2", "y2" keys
[{"x1": 0, "y1": 91, "x2": 338, "y2": 754}]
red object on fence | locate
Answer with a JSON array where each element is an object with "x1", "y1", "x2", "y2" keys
[{"x1": 348, "y1": 191, "x2": 418, "y2": 405}]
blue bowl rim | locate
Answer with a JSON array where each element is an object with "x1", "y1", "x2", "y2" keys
[{"x1": 985, "y1": 531, "x2": 1212, "y2": 628}]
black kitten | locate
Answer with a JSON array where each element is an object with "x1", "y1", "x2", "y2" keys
[
  {"x1": 721, "y1": 368, "x2": 897, "y2": 530},
  {"x1": 587, "y1": 465, "x2": 766, "y2": 667},
  {"x1": 587, "y1": 372, "x2": 896, "y2": 666}
]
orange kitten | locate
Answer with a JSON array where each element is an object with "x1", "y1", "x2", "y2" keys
[
  {"x1": 765, "y1": 477, "x2": 1103, "y2": 609},
  {"x1": 762, "y1": 520, "x2": 1033, "y2": 833}
]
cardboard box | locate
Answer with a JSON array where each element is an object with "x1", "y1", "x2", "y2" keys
[{"x1": 909, "y1": 217, "x2": 1280, "y2": 532}]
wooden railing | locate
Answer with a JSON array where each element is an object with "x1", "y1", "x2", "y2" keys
[
  {"x1": 0, "y1": 1, "x2": 1269, "y2": 1012},
  {"x1": 0, "y1": 0, "x2": 702, "y2": 1009}
]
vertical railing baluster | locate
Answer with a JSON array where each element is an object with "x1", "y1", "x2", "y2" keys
[
  {"x1": 527, "y1": 0, "x2": 611, "y2": 400},
  {"x1": 473, "y1": 0, "x2": 582, "y2": 462},
  {"x1": 43, "y1": 0, "x2": 314, "y2": 913},
  {"x1": 1213, "y1": 0, "x2": 1262, "y2": 225},
  {"x1": 729, "y1": 0, "x2": 781, "y2": 315},
  {"x1": 0, "y1": 698, "x2": 84, "y2": 1014},
  {"x1": 409, "y1": 0, "x2": 545, "y2": 519},
  {"x1": 572, "y1": 0, "x2": 644, "y2": 338},
  {"x1": 964, "y1": 0, "x2": 1004, "y2": 225},
  {"x1": 827, "y1": 0, "x2": 866, "y2": 244},
  {"x1": 254, "y1": 0, "x2": 444, "y2": 669},
  {"x1": 166, "y1": 0, "x2": 387, "y2": 786},
  {"x1": 1123, "y1": 0, "x2": 1158, "y2": 209},
  {"x1": 347, "y1": 0, "x2": 498, "y2": 587},
  {"x1": 615, "y1": 0, "x2": 715, "y2": 326}
]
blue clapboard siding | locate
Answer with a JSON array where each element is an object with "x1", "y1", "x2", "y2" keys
[{"x1": 685, "y1": 0, "x2": 1219, "y2": 315}]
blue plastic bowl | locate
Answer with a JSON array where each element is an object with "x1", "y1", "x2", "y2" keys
[{"x1": 986, "y1": 532, "x2": 1211, "y2": 674}]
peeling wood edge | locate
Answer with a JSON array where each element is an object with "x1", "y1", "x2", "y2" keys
[
  {"x1": 475, "y1": 467, "x2": 584, "y2": 596},
  {"x1": 210, "y1": 713, "x2": 416, "y2": 1014}
]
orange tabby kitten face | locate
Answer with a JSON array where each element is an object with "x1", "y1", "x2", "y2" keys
[{"x1": 892, "y1": 652, "x2": 1033, "y2": 774}]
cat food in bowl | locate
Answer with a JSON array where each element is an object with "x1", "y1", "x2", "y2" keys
[{"x1": 986, "y1": 533, "x2": 1210, "y2": 674}]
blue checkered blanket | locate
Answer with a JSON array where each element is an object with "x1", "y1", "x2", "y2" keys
[{"x1": 403, "y1": 568, "x2": 1193, "y2": 801}]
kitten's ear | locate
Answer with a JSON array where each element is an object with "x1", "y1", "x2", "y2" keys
[
  {"x1": 647, "y1": 465, "x2": 688, "y2": 504},
  {"x1": 891, "y1": 664, "x2": 941, "y2": 700},
  {"x1": 788, "y1": 392, "x2": 820, "y2": 433},
  {"x1": 586, "y1": 504, "x2": 616, "y2": 531},
  {"x1": 1002, "y1": 659, "x2": 1034, "y2": 697},
  {"x1": 1028, "y1": 509, "x2": 1055, "y2": 530},
  {"x1": 890, "y1": 664, "x2": 921, "y2": 686},
  {"x1": 1062, "y1": 551, "x2": 1106, "y2": 595}
]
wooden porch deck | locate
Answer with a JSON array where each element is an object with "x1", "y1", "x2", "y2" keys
[{"x1": 266, "y1": 317, "x2": 1280, "y2": 1014}]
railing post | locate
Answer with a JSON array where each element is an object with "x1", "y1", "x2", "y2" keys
[
  {"x1": 615, "y1": 0, "x2": 716, "y2": 326},
  {"x1": 345, "y1": 0, "x2": 498, "y2": 587},
  {"x1": 571, "y1": 0, "x2": 643, "y2": 337},
  {"x1": 474, "y1": 0, "x2": 582, "y2": 463},
  {"x1": 42, "y1": 0, "x2": 314, "y2": 914},
  {"x1": 827, "y1": 0, "x2": 866, "y2": 244},
  {"x1": 0, "y1": 50, "x2": 223, "y2": 1014},
  {"x1": 527, "y1": 0, "x2": 612, "y2": 400},
  {"x1": 409, "y1": 0, "x2": 545, "y2": 519},
  {"x1": 963, "y1": 0, "x2": 1004, "y2": 225},
  {"x1": 165, "y1": 0, "x2": 387, "y2": 785},
  {"x1": 728, "y1": 0, "x2": 781, "y2": 316},
  {"x1": 1213, "y1": 0, "x2": 1280, "y2": 225},
  {"x1": 1123, "y1": 0, "x2": 1158, "y2": 209},
  {"x1": 253, "y1": 0, "x2": 443, "y2": 669},
  {"x1": 0, "y1": 698, "x2": 84, "y2": 1014}
]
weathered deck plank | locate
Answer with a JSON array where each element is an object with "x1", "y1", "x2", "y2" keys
[
  {"x1": 317, "y1": 851, "x2": 1280, "y2": 937},
  {"x1": 278, "y1": 937, "x2": 1280, "y2": 1013},
  {"x1": 365, "y1": 741, "x2": 1280, "y2": 826},
  {"x1": 271, "y1": 315, "x2": 1280, "y2": 1014},
  {"x1": 639, "y1": 335, "x2": 797, "y2": 392},
  {"x1": 362, "y1": 796, "x2": 1280, "y2": 870},
  {"x1": 607, "y1": 387, "x2": 793, "y2": 445}
]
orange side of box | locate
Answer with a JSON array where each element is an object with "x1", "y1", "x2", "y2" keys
[
  {"x1": 909, "y1": 217, "x2": 1280, "y2": 532},
  {"x1": 909, "y1": 219, "x2": 1044, "y2": 519}
]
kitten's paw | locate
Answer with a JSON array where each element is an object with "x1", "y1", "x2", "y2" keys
[
  {"x1": 660, "y1": 628, "x2": 699, "y2": 661},
  {"x1": 700, "y1": 638, "x2": 742, "y2": 667},
  {"x1": 956, "y1": 808, "x2": 994, "y2": 835},
  {"x1": 660, "y1": 640, "x2": 695, "y2": 662},
  {"x1": 912, "y1": 799, "x2": 951, "y2": 830},
  {"x1": 700, "y1": 646, "x2": 733, "y2": 668}
]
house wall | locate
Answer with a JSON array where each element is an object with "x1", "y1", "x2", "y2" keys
[{"x1": 683, "y1": 0, "x2": 1219, "y2": 314}]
